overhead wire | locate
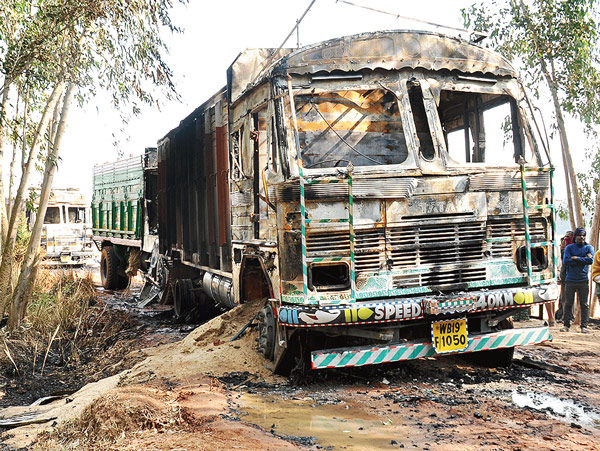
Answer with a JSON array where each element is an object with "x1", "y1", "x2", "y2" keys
[{"x1": 335, "y1": 0, "x2": 487, "y2": 39}]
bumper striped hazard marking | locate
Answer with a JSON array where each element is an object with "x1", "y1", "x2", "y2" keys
[{"x1": 311, "y1": 326, "x2": 551, "y2": 369}]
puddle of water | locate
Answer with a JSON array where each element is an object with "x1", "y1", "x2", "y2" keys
[
  {"x1": 236, "y1": 392, "x2": 410, "y2": 450},
  {"x1": 512, "y1": 390, "x2": 600, "y2": 429}
]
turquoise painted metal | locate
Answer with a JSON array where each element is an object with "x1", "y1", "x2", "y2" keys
[
  {"x1": 520, "y1": 165, "x2": 558, "y2": 281},
  {"x1": 311, "y1": 326, "x2": 552, "y2": 369},
  {"x1": 519, "y1": 162, "x2": 533, "y2": 283}
]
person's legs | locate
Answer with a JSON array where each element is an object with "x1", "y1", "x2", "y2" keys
[
  {"x1": 545, "y1": 301, "x2": 556, "y2": 326},
  {"x1": 562, "y1": 283, "x2": 576, "y2": 329},
  {"x1": 556, "y1": 266, "x2": 567, "y2": 321},
  {"x1": 576, "y1": 283, "x2": 590, "y2": 329}
]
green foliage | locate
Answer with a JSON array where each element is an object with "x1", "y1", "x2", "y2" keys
[
  {"x1": 15, "y1": 214, "x2": 30, "y2": 246},
  {"x1": 576, "y1": 145, "x2": 600, "y2": 226},
  {"x1": 556, "y1": 202, "x2": 570, "y2": 222},
  {"x1": 1, "y1": 0, "x2": 184, "y2": 124},
  {"x1": 462, "y1": 0, "x2": 600, "y2": 131},
  {"x1": 463, "y1": 0, "x2": 600, "y2": 223}
]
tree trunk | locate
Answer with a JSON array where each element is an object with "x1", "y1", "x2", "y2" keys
[
  {"x1": 8, "y1": 84, "x2": 28, "y2": 221},
  {"x1": 589, "y1": 185, "x2": 600, "y2": 318},
  {"x1": 563, "y1": 157, "x2": 576, "y2": 231},
  {"x1": 516, "y1": 0, "x2": 584, "y2": 229},
  {"x1": 0, "y1": 80, "x2": 11, "y2": 245},
  {"x1": 543, "y1": 73, "x2": 585, "y2": 228},
  {"x1": 0, "y1": 83, "x2": 64, "y2": 309},
  {"x1": 9, "y1": 84, "x2": 73, "y2": 329}
]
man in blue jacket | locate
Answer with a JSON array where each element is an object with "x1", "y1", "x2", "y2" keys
[{"x1": 561, "y1": 227, "x2": 594, "y2": 333}]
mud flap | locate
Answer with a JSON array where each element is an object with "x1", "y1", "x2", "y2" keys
[{"x1": 273, "y1": 323, "x2": 299, "y2": 376}]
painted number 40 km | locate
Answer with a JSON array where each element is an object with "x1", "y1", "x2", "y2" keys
[{"x1": 431, "y1": 318, "x2": 468, "y2": 354}]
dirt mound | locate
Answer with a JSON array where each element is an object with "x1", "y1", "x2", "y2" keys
[
  {"x1": 120, "y1": 299, "x2": 282, "y2": 385},
  {"x1": 5, "y1": 299, "x2": 287, "y2": 449},
  {"x1": 34, "y1": 381, "x2": 300, "y2": 451},
  {"x1": 183, "y1": 298, "x2": 263, "y2": 346}
]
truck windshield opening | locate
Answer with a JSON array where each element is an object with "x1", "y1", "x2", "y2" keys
[
  {"x1": 294, "y1": 89, "x2": 409, "y2": 168},
  {"x1": 439, "y1": 91, "x2": 529, "y2": 167}
]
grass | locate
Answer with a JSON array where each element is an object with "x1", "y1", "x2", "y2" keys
[{"x1": 0, "y1": 268, "x2": 100, "y2": 376}]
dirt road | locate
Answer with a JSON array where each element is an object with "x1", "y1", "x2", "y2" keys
[{"x1": 1, "y1": 282, "x2": 599, "y2": 450}]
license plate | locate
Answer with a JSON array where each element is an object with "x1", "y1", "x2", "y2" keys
[
  {"x1": 431, "y1": 318, "x2": 468, "y2": 353},
  {"x1": 60, "y1": 254, "x2": 72, "y2": 263}
]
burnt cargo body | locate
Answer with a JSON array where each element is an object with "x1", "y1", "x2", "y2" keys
[{"x1": 93, "y1": 30, "x2": 558, "y2": 374}]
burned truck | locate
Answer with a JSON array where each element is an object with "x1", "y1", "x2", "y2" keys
[{"x1": 93, "y1": 30, "x2": 558, "y2": 373}]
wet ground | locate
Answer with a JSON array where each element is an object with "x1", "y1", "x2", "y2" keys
[
  {"x1": 221, "y1": 338, "x2": 600, "y2": 450},
  {"x1": 1, "y1": 271, "x2": 599, "y2": 449}
]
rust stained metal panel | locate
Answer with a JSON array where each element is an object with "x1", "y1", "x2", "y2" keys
[
  {"x1": 205, "y1": 126, "x2": 217, "y2": 267},
  {"x1": 283, "y1": 31, "x2": 516, "y2": 78},
  {"x1": 229, "y1": 31, "x2": 516, "y2": 104},
  {"x1": 228, "y1": 48, "x2": 293, "y2": 106},
  {"x1": 216, "y1": 124, "x2": 230, "y2": 247}
]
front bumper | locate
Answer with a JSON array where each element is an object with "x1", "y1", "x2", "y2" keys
[
  {"x1": 41, "y1": 251, "x2": 95, "y2": 266},
  {"x1": 311, "y1": 325, "x2": 552, "y2": 369},
  {"x1": 278, "y1": 283, "x2": 558, "y2": 328}
]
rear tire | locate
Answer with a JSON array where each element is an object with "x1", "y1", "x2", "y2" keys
[
  {"x1": 173, "y1": 279, "x2": 195, "y2": 320},
  {"x1": 116, "y1": 274, "x2": 130, "y2": 290},
  {"x1": 100, "y1": 247, "x2": 119, "y2": 290}
]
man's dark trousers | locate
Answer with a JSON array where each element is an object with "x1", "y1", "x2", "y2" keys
[{"x1": 563, "y1": 282, "x2": 589, "y2": 328}]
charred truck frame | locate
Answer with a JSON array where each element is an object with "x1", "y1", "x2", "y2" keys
[{"x1": 93, "y1": 31, "x2": 558, "y2": 374}]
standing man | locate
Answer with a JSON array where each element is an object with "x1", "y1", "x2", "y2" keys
[
  {"x1": 561, "y1": 227, "x2": 594, "y2": 333},
  {"x1": 556, "y1": 230, "x2": 574, "y2": 322}
]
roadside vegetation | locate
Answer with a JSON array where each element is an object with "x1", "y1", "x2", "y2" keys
[
  {"x1": 463, "y1": 0, "x2": 600, "y2": 241},
  {"x1": 0, "y1": 237, "x2": 137, "y2": 407},
  {"x1": 0, "y1": 0, "x2": 181, "y2": 330}
]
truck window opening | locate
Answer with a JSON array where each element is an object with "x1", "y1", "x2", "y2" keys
[
  {"x1": 44, "y1": 206, "x2": 61, "y2": 224},
  {"x1": 439, "y1": 91, "x2": 524, "y2": 166},
  {"x1": 294, "y1": 89, "x2": 409, "y2": 168},
  {"x1": 407, "y1": 85, "x2": 435, "y2": 160},
  {"x1": 68, "y1": 207, "x2": 86, "y2": 223}
]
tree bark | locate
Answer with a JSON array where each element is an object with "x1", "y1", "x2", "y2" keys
[
  {"x1": 516, "y1": 0, "x2": 585, "y2": 229},
  {"x1": 589, "y1": 186, "x2": 600, "y2": 318},
  {"x1": 9, "y1": 83, "x2": 74, "y2": 329},
  {"x1": 0, "y1": 80, "x2": 11, "y2": 245},
  {"x1": 544, "y1": 68, "x2": 585, "y2": 228},
  {"x1": 8, "y1": 83, "x2": 28, "y2": 221},
  {"x1": 0, "y1": 82, "x2": 64, "y2": 310}
]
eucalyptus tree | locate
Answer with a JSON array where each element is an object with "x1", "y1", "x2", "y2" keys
[
  {"x1": 0, "y1": 0, "x2": 181, "y2": 328},
  {"x1": 463, "y1": 0, "x2": 600, "y2": 231}
]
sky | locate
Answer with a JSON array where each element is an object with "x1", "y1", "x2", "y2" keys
[{"x1": 50, "y1": 0, "x2": 585, "y2": 217}]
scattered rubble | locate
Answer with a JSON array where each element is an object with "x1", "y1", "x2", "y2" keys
[{"x1": 1, "y1": 281, "x2": 599, "y2": 450}]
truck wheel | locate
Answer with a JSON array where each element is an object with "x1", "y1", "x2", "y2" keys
[
  {"x1": 473, "y1": 318, "x2": 515, "y2": 367},
  {"x1": 116, "y1": 274, "x2": 130, "y2": 290},
  {"x1": 257, "y1": 305, "x2": 275, "y2": 361},
  {"x1": 173, "y1": 279, "x2": 195, "y2": 319},
  {"x1": 100, "y1": 246, "x2": 119, "y2": 290}
]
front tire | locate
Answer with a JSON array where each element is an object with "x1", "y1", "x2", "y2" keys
[{"x1": 257, "y1": 305, "x2": 276, "y2": 361}]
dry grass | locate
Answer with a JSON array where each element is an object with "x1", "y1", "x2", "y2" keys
[
  {"x1": 0, "y1": 268, "x2": 126, "y2": 378},
  {"x1": 34, "y1": 388, "x2": 190, "y2": 450}
]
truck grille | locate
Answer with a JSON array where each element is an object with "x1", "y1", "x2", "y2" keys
[
  {"x1": 305, "y1": 216, "x2": 546, "y2": 289},
  {"x1": 488, "y1": 217, "x2": 547, "y2": 258}
]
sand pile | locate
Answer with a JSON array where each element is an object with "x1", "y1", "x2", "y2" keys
[{"x1": 120, "y1": 298, "x2": 283, "y2": 385}]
